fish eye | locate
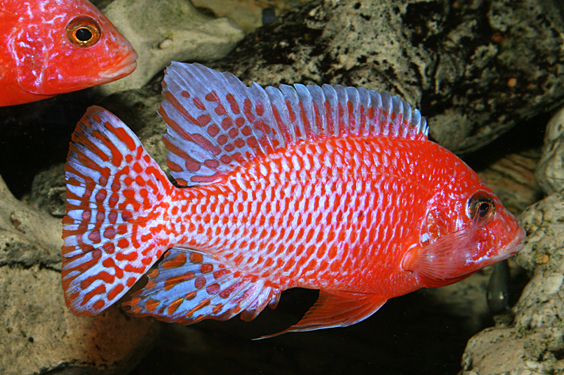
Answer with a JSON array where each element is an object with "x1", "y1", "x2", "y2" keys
[
  {"x1": 467, "y1": 192, "x2": 496, "y2": 225},
  {"x1": 66, "y1": 17, "x2": 101, "y2": 48}
]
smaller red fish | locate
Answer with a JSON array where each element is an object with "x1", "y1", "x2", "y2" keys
[
  {"x1": 61, "y1": 63, "x2": 525, "y2": 337},
  {"x1": 0, "y1": 0, "x2": 137, "y2": 107}
]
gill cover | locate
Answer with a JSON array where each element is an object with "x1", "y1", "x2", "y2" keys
[{"x1": 403, "y1": 191, "x2": 497, "y2": 288}]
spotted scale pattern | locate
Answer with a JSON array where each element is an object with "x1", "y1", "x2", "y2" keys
[
  {"x1": 62, "y1": 63, "x2": 523, "y2": 334},
  {"x1": 62, "y1": 106, "x2": 181, "y2": 315},
  {"x1": 127, "y1": 135, "x2": 449, "y2": 324},
  {"x1": 107, "y1": 64, "x2": 441, "y2": 327},
  {"x1": 0, "y1": 0, "x2": 137, "y2": 106},
  {"x1": 158, "y1": 63, "x2": 427, "y2": 187},
  {"x1": 161, "y1": 137, "x2": 432, "y2": 289}
]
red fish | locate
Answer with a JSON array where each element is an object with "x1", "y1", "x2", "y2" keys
[
  {"x1": 0, "y1": 0, "x2": 137, "y2": 107},
  {"x1": 61, "y1": 63, "x2": 525, "y2": 336}
]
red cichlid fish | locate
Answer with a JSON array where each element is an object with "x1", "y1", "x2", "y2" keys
[
  {"x1": 0, "y1": 0, "x2": 137, "y2": 107},
  {"x1": 62, "y1": 63, "x2": 525, "y2": 336}
]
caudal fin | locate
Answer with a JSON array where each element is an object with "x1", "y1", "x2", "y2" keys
[{"x1": 62, "y1": 106, "x2": 174, "y2": 315}]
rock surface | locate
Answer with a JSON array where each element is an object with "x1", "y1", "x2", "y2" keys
[
  {"x1": 0, "y1": 175, "x2": 161, "y2": 375},
  {"x1": 2, "y1": 0, "x2": 562, "y2": 374},
  {"x1": 536, "y1": 106, "x2": 564, "y2": 195},
  {"x1": 208, "y1": 0, "x2": 564, "y2": 154},
  {"x1": 192, "y1": 0, "x2": 311, "y2": 33},
  {"x1": 96, "y1": 0, "x2": 245, "y2": 96},
  {"x1": 461, "y1": 192, "x2": 564, "y2": 375},
  {"x1": 475, "y1": 148, "x2": 543, "y2": 217}
]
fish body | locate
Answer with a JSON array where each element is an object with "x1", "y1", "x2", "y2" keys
[
  {"x1": 62, "y1": 63, "x2": 525, "y2": 335},
  {"x1": 0, "y1": 0, "x2": 137, "y2": 107}
]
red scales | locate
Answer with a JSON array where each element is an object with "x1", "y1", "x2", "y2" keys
[
  {"x1": 0, "y1": 0, "x2": 137, "y2": 106},
  {"x1": 61, "y1": 62, "x2": 525, "y2": 336}
]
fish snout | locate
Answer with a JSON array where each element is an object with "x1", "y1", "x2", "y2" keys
[
  {"x1": 502, "y1": 226, "x2": 526, "y2": 257},
  {"x1": 489, "y1": 205, "x2": 526, "y2": 261},
  {"x1": 99, "y1": 50, "x2": 138, "y2": 80}
]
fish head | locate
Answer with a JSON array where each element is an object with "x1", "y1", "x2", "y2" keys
[
  {"x1": 403, "y1": 165, "x2": 526, "y2": 288},
  {"x1": 10, "y1": 0, "x2": 137, "y2": 96}
]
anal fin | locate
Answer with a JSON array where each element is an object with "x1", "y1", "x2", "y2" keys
[
  {"x1": 259, "y1": 290, "x2": 387, "y2": 339},
  {"x1": 125, "y1": 248, "x2": 281, "y2": 324}
]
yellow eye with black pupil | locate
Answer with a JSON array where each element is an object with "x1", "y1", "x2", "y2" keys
[
  {"x1": 467, "y1": 192, "x2": 496, "y2": 224},
  {"x1": 75, "y1": 28, "x2": 93, "y2": 42},
  {"x1": 66, "y1": 16, "x2": 101, "y2": 48}
]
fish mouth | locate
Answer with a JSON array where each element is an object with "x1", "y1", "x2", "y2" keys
[
  {"x1": 99, "y1": 50, "x2": 138, "y2": 80},
  {"x1": 500, "y1": 226, "x2": 526, "y2": 258}
]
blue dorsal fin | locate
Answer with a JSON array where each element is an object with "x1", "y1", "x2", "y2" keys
[{"x1": 158, "y1": 62, "x2": 429, "y2": 186}]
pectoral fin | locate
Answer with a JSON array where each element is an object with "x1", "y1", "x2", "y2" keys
[
  {"x1": 259, "y1": 290, "x2": 387, "y2": 339},
  {"x1": 402, "y1": 225, "x2": 481, "y2": 288}
]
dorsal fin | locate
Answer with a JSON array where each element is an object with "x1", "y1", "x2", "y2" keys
[{"x1": 158, "y1": 62, "x2": 428, "y2": 186}]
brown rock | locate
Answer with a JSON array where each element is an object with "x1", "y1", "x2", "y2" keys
[
  {"x1": 536, "y1": 106, "x2": 564, "y2": 196},
  {"x1": 461, "y1": 192, "x2": 564, "y2": 375},
  {"x1": 0, "y1": 175, "x2": 161, "y2": 375}
]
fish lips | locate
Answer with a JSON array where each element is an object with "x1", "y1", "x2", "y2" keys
[
  {"x1": 98, "y1": 50, "x2": 138, "y2": 80},
  {"x1": 494, "y1": 226, "x2": 526, "y2": 262}
]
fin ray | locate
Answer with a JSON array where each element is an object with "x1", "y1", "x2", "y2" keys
[
  {"x1": 126, "y1": 248, "x2": 281, "y2": 324},
  {"x1": 158, "y1": 62, "x2": 428, "y2": 186},
  {"x1": 403, "y1": 225, "x2": 482, "y2": 288},
  {"x1": 62, "y1": 106, "x2": 174, "y2": 315},
  {"x1": 260, "y1": 291, "x2": 387, "y2": 338}
]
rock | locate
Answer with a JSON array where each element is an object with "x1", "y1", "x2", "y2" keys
[
  {"x1": 476, "y1": 149, "x2": 543, "y2": 216},
  {"x1": 208, "y1": 0, "x2": 564, "y2": 154},
  {"x1": 461, "y1": 192, "x2": 564, "y2": 375},
  {"x1": 0, "y1": 175, "x2": 161, "y2": 375},
  {"x1": 535, "y1": 106, "x2": 564, "y2": 195},
  {"x1": 461, "y1": 327, "x2": 564, "y2": 375},
  {"x1": 12, "y1": 0, "x2": 564, "y2": 373},
  {"x1": 96, "y1": 0, "x2": 245, "y2": 96},
  {"x1": 29, "y1": 163, "x2": 66, "y2": 217},
  {"x1": 192, "y1": 0, "x2": 268, "y2": 33},
  {"x1": 192, "y1": 0, "x2": 311, "y2": 33},
  {"x1": 0, "y1": 175, "x2": 62, "y2": 267}
]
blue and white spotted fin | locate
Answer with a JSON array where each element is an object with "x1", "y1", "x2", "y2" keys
[
  {"x1": 125, "y1": 248, "x2": 281, "y2": 324},
  {"x1": 158, "y1": 62, "x2": 429, "y2": 186}
]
